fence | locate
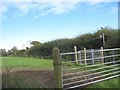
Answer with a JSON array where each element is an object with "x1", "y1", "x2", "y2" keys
[{"x1": 52, "y1": 47, "x2": 120, "y2": 89}]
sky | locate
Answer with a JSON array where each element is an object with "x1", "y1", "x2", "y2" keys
[{"x1": 0, "y1": 0, "x2": 119, "y2": 51}]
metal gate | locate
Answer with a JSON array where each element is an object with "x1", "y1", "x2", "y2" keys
[{"x1": 60, "y1": 48, "x2": 120, "y2": 89}]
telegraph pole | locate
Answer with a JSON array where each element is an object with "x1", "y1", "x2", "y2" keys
[
  {"x1": 102, "y1": 33, "x2": 105, "y2": 48},
  {"x1": 100, "y1": 33, "x2": 105, "y2": 48}
]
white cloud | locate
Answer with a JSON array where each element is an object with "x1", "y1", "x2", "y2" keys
[
  {"x1": 1, "y1": 2, "x2": 79, "y2": 16},
  {"x1": 39, "y1": 2, "x2": 79, "y2": 15},
  {"x1": 1, "y1": 0, "x2": 119, "y2": 17},
  {"x1": 90, "y1": 0, "x2": 119, "y2": 1},
  {"x1": 2, "y1": 0, "x2": 119, "y2": 2},
  {"x1": 0, "y1": 2, "x2": 8, "y2": 15},
  {"x1": 110, "y1": 6, "x2": 118, "y2": 14},
  {"x1": 13, "y1": 2, "x2": 30, "y2": 16}
]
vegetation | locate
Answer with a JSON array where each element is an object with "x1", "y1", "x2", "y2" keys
[
  {"x1": 26, "y1": 26, "x2": 119, "y2": 59},
  {"x1": 1, "y1": 26, "x2": 119, "y2": 59},
  {"x1": 2, "y1": 70, "x2": 55, "y2": 88},
  {"x1": 2, "y1": 57, "x2": 54, "y2": 88},
  {"x1": 30, "y1": 41, "x2": 42, "y2": 46},
  {"x1": 1, "y1": 26, "x2": 119, "y2": 88},
  {"x1": 87, "y1": 77, "x2": 120, "y2": 88},
  {"x1": 2, "y1": 57, "x2": 53, "y2": 71},
  {"x1": 2, "y1": 57, "x2": 119, "y2": 88},
  {"x1": 11, "y1": 46, "x2": 18, "y2": 55}
]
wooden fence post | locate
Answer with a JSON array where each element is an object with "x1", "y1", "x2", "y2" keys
[
  {"x1": 101, "y1": 47, "x2": 104, "y2": 65},
  {"x1": 84, "y1": 48, "x2": 87, "y2": 66},
  {"x1": 74, "y1": 46, "x2": 78, "y2": 64},
  {"x1": 52, "y1": 47, "x2": 62, "y2": 88},
  {"x1": 78, "y1": 51, "x2": 81, "y2": 64}
]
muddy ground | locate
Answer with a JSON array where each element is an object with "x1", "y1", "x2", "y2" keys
[{"x1": 2, "y1": 70, "x2": 55, "y2": 88}]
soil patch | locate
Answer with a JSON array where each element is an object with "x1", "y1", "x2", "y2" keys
[{"x1": 2, "y1": 70, "x2": 55, "y2": 88}]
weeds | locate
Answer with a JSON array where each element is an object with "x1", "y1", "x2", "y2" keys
[{"x1": 4, "y1": 65, "x2": 12, "y2": 74}]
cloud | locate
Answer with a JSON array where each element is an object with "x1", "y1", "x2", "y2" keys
[
  {"x1": 1, "y1": 2, "x2": 79, "y2": 16},
  {"x1": 94, "y1": 0, "x2": 119, "y2": 1},
  {"x1": 13, "y1": 2, "x2": 31, "y2": 16},
  {"x1": 39, "y1": 2, "x2": 79, "y2": 15},
  {"x1": 110, "y1": 6, "x2": 118, "y2": 14},
  {"x1": 2, "y1": 0, "x2": 119, "y2": 2},
  {"x1": 1, "y1": 0, "x2": 119, "y2": 17},
  {"x1": 0, "y1": 3, "x2": 8, "y2": 15}
]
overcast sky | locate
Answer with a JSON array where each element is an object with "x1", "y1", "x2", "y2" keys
[{"x1": 1, "y1": 0, "x2": 118, "y2": 50}]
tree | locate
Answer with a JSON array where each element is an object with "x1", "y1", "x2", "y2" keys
[
  {"x1": 11, "y1": 46, "x2": 18, "y2": 55},
  {"x1": 7, "y1": 50, "x2": 12, "y2": 55},
  {"x1": 27, "y1": 26, "x2": 118, "y2": 59},
  {"x1": 16, "y1": 49, "x2": 27, "y2": 57},
  {"x1": 26, "y1": 47, "x2": 29, "y2": 50},
  {"x1": 30, "y1": 41, "x2": 41, "y2": 46},
  {"x1": 0, "y1": 49, "x2": 7, "y2": 56}
]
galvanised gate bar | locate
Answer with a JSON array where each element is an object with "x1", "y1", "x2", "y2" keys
[{"x1": 59, "y1": 47, "x2": 120, "y2": 89}]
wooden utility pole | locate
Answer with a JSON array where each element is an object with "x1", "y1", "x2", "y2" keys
[{"x1": 102, "y1": 33, "x2": 105, "y2": 49}]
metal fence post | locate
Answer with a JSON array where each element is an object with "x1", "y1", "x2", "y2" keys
[
  {"x1": 74, "y1": 46, "x2": 78, "y2": 64},
  {"x1": 84, "y1": 48, "x2": 87, "y2": 66},
  {"x1": 101, "y1": 47, "x2": 104, "y2": 65},
  {"x1": 112, "y1": 50, "x2": 115, "y2": 65},
  {"x1": 91, "y1": 49, "x2": 95, "y2": 65},
  {"x1": 52, "y1": 47, "x2": 62, "y2": 88}
]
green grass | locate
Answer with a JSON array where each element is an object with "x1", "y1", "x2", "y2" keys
[
  {"x1": 2, "y1": 56, "x2": 53, "y2": 70},
  {"x1": 87, "y1": 77, "x2": 120, "y2": 88},
  {"x1": 2, "y1": 57, "x2": 54, "y2": 88},
  {"x1": 62, "y1": 61, "x2": 119, "y2": 73},
  {"x1": 2, "y1": 56, "x2": 119, "y2": 88}
]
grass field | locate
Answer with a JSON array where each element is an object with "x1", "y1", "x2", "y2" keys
[
  {"x1": 2, "y1": 57, "x2": 55, "y2": 88},
  {"x1": 2, "y1": 57, "x2": 53, "y2": 71},
  {"x1": 2, "y1": 56, "x2": 119, "y2": 88}
]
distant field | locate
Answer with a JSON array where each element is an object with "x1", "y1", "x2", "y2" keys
[{"x1": 2, "y1": 57, "x2": 53, "y2": 71}]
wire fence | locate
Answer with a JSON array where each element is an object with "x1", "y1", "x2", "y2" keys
[{"x1": 60, "y1": 47, "x2": 120, "y2": 89}]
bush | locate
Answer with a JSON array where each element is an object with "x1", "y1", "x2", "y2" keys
[{"x1": 26, "y1": 27, "x2": 119, "y2": 59}]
